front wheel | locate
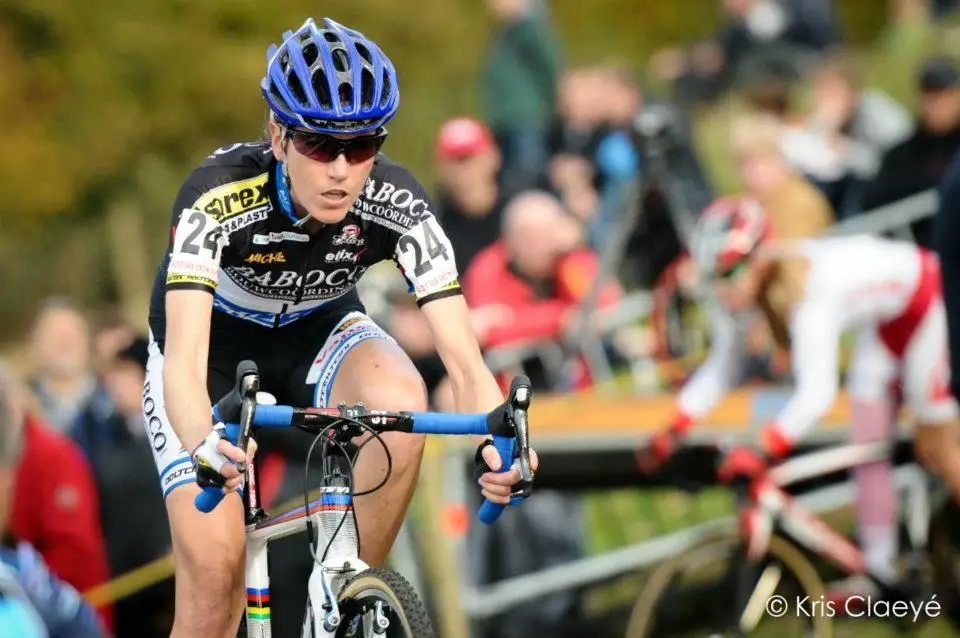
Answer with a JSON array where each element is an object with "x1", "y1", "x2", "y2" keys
[
  {"x1": 328, "y1": 567, "x2": 435, "y2": 638},
  {"x1": 625, "y1": 531, "x2": 831, "y2": 637}
]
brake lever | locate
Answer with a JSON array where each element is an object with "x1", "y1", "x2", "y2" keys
[
  {"x1": 511, "y1": 385, "x2": 534, "y2": 491},
  {"x1": 234, "y1": 368, "x2": 260, "y2": 475}
]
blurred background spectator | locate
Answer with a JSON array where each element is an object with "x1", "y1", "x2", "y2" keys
[
  {"x1": 4, "y1": 365, "x2": 113, "y2": 632},
  {"x1": 862, "y1": 55, "x2": 960, "y2": 247},
  {"x1": 481, "y1": 0, "x2": 561, "y2": 193},
  {"x1": 78, "y1": 336, "x2": 172, "y2": 638},
  {"x1": 0, "y1": 366, "x2": 105, "y2": 638},
  {"x1": 434, "y1": 116, "x2": 508, "y2": 275},
  {"x1": 653, "y1": 0, "x2": 842, "y2": 106},
  {"x1": 91, "y1": 307, "x2": 136, "y2": 376},
  {"x1": 461, "y1": 190, "x2": 621, "y2": 392},
  {"x1": 26, "y1": 300, "x2": 105, "y2": 434},
  {"x1": 780, "y1": 53, "x2": 913, "y2": 216}
]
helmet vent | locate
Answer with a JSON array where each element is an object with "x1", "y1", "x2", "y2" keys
[
  {"x1": 379, "y1": 70, "x2": 392, "y2": 108},
  {"x1": 323, "y1": 31, "x2": 340, "y2": 44},
  {"x1": 339, "y1": 83, "x2": 353, "y2": 110},
  {"x1": 332, "y1": 48, "x2": 349, "y2": 73},
  {"x1": 355, "y1": 43, "x2": 372, "y2": 65},
  {"x1": 269, "y1": 84, "x2": 291, "y2": 113},
  {"x1": 311, "y1": 68, "x2": 332, "y2": 110},
  {"x1": 302, "y1": 42, "x2": 319, "y2": 68},
  {"x1": 360, "y1": 68, "x2": 376, "y2": 109},
  {"x1": 286, "y1": 71, "x2": 308, "y2": 107}
]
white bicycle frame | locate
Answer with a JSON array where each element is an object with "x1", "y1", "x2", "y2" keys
[
  {"x1": 241, "y1": 468, "x2": 372, "y2": 638},
  {"x1": 743, "y1": 440, "x2": 931, "y2": 573}
]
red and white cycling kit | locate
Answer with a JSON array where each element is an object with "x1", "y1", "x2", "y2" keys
[{"x1": 677, "y1": 234, "x2": 957, "y2": 448}]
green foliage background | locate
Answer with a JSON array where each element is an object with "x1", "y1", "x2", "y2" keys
[{"x1": 0, "y1": 0, "x2": 911, "y2": 337}]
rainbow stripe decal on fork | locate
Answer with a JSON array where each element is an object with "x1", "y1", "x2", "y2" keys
[{"x1": 247, "y1": 587, "x2": 271, "y2": 622}]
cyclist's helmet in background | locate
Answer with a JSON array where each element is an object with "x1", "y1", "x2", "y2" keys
[
  {"x1": 262, "y1": 17, "x2": 399, "y2": 134},
  {"x1": 690, "y1": 196, "x2": 771, "y2": 279}
]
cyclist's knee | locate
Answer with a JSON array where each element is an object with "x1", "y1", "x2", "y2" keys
[
  {"x1": 369, "y1": 372, "x2": 428, "y2": 463},
  {"x1": 167, "y1": 488, "x2": 245, "y2": 608},
  {"x1": 368, "y1": 369, "x2": 429, "y2": 413}
]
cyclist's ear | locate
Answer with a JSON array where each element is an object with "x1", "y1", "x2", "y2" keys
[{"x1": 267, "y1": 116, "x2": 286, "y2": 162}]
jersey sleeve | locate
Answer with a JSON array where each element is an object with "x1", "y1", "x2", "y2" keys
[
  {"x1": 771, "y1": 294, "x2": 843, "y2": 444},
  {"x1": 676, "y1": 304, "x2": 745, "y2": 419},
  {"x1": 389, "y1": 182, "x2": 462, "y2": 306},
  {"x1": 164, "y1": 168, "x2": 229, "y2": 294}
]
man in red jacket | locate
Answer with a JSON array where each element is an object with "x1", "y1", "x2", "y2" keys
[
  {"x1": 463, "y1": 190, "x2": 621, "y2": 387},
  {"x1": 6, "y1": 375, "x2": 114, "y2": 632}
]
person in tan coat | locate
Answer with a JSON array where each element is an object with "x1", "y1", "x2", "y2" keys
[{"x1": 728, "y1": 113, "x2": 835, "y2": 347}]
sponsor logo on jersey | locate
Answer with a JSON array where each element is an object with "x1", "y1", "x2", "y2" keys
[
  {"x1": 142, "y1": 380, "x2": 168, "y2": 453},
  {"x1": 332, "y1": 224, "x2": 365, "y2": 246},
  {"x1": 162, "y1": 465, "x2": 194, "y2": 490},
  {"x1": 336, "y1": 316, "x2": 365, "y2": 333},
  {"x1": 324, "y1": 247, "x2": 367, "y2": 263},
  {"x1": 363, "y1": 178, "x2": 429, "y2": 216},
  {"x1": 223, "y1": 264, "x2": 368, "y2": 302},
  {"x1": 167, "y1": 257, "x2": 219, "y2": 282},
  {"x1": 252, "y1": 231, "x2": 310, "y2": 245},
  {"x1": 192, "y1": 173, "x2": 272, "y2": 221},
  {"x1": 244, "y1": 251, "x2": 286, "y2": 264},
  {"x1": 221, "y1": 208, "x2": 269, "y2": 234}
]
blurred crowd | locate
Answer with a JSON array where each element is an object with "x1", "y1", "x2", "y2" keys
[
  {"x1": 372, "y1": 0, "x2": 960, "y2": 402},
  {"x1": 2, "y1": 1, "x2": 960, "y2": 637}
]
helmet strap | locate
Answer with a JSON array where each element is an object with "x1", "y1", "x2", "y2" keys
[
  {"x1": 274, "y1": 129, "x2": 304, "y2": 227},
  {"x1": 282, "y1": 162, "x2": 311, "y2": 229}
]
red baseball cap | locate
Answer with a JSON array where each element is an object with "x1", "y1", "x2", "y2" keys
[{"x1": 435, "y1": 116, "x2": 495, "y2": 161}]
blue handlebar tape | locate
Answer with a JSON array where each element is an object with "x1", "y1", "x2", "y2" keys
[
  {"x1": 195, "y1": 486, "x2": 225, "y2": 513},
  {"x1": 478, "y1": 435, "x2": 516, "y2": 525},
  {"x1": 251, "y1": 405, "x2": 295, "y2": 427}
]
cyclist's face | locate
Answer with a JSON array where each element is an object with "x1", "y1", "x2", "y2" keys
[{"x1": 270, "y1": 122, "x2": 382, "y2": 225}]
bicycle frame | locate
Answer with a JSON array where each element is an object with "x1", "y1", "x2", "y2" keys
[
  {"x1": 241, "y1": 454, "x2": 368, "y2": 638},
  {"x1": 740, "y1": 440, "x2": 931, "y2": 582},
  {"x1": 196, "y1": 362, "x2": 536, "y2": 638}
]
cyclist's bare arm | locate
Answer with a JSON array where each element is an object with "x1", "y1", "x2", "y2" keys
[
  {"x1": 160, "y1": 203, "x2": 231, "y2": 456},
  {"x1": 676, "y1": 303, "x2": 746, "y2": 420},
  {"x1": 421, "y1": 294, "x2": 503, "y2": 444},
  {"x1": 163, "y1": 288, "x2": 216, "y2": 453},
  {"x1": 391, "y1": 212, "x2": 502, "y2": 437}
]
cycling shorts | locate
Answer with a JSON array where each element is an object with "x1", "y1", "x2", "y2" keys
[
  {"x1": 142, "y1": 292, "x2": 398, "y2": 498},
  {"x1": 847, "y1": 253, "x2": 958, "y2": 424}
]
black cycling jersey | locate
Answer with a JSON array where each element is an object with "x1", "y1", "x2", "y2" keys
[{"x1": 148, "y1": 142, "x2": 461, "y2": 343}]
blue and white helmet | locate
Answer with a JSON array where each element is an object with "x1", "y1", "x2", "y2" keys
[{"x1": 261, "y1": 18, "x2": 400, "y2": 134}]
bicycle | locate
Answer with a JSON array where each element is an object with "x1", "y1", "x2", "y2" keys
[
  {"x1": 625, "y1": 440, "x2": 960, "y2": 637},
  {"x1": 194, "y1": 361, "x2": 536, "y2": 638}
]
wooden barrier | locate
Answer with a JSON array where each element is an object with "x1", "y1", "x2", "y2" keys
[{"x1": 529, "y1": 386, "x2": 854, "y2": 435}]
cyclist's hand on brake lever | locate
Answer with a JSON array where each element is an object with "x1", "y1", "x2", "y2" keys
[
  {"x1": 192, "y1": 423, "x2": 257, "y2": 493},
  {"x1": 717, "y1": 444, "x2": 767, "y2": 484},
  {"x1": 475, "y1": 441, "x2": 539, "y2": 505},
  {"x1": 637, "y1": 428, "x2": 682, "y2": 473}
]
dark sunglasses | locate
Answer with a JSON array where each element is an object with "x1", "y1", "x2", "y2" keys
[{"x1": 285, "y1": 128, "x2": 388, "y2": 164}]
